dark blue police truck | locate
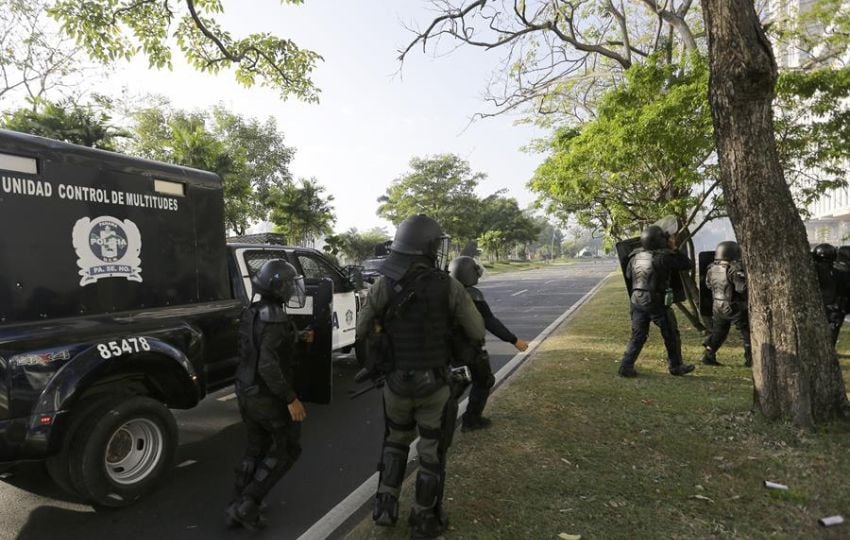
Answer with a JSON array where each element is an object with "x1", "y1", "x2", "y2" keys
[{"x1": 0, "y1": 130, "x2": 337, "y2": 507}]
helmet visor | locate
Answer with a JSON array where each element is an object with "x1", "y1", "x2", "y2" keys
[{"x1": 286, "y1": 275, "x2": 307, "y2": 309}]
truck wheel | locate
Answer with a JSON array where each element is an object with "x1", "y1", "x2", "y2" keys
[
  {"x1": 46, "y1": 397, "x2": 119, "y2": 499},
  {"x1": 67, "y1": 396, "x2": 178, "y2": 507}
]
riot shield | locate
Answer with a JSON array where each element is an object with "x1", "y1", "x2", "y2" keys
[
  {"x1": 614, "y1": 236, "x2": 688, "y2": 302},
  {"x1": 290, "y1": 278, "x2": 333, "y2": 404},
  {"x1": 615, "y1": 237, "x2": 641, "y2": 296},
  {"x1": 698, "y1": 251, "x2": 715, "y2": 317}
]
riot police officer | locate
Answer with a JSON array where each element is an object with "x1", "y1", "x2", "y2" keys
[
  {"x1": 618, "y1": 225, "x2": 695, "y2": 377},
  {"x1": 226, "y1": 259, "x2": 308, "y2": 530},
  {"x1": 356, "y1": 215, "x2": 485, "y2": 539},
  {"x1": 701, "y1": 241, "x2": 752, "y2": 367},
  {"x1": 448, "y1": 255, "x2": 528, "y2": 431},
  {"x1": 832, "y1": 246, "x2": 850, "y2": 344},
  {"x1": 813, "y1": 243, "x2": 845, "y2": 345}
]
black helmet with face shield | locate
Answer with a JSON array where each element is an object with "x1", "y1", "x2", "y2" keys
[
  {"x1": 380, "y1": 214, "x2": 451, "y2": 280},
  {"x1": 251, "y1": 259, "x2": 307, "y2": 309}
]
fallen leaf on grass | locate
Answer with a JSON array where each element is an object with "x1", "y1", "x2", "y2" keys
[
  {"x1": 558, "y1": 534, "x2": 582, "y2": 540},
  {"x1": 690, "y1": 495, "x2": 715, "y2": 503},
  {"x1": 561, "y1": 458, "x2": 572, "y2": 465}
]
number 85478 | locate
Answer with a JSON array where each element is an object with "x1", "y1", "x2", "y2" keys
[{"x1": 97, "y1": 337, "x2": 151, "y2": 359}]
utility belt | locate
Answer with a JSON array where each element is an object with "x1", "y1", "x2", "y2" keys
[{"x1": 386, "y1": 365, "x2": 471, "y2": 399}]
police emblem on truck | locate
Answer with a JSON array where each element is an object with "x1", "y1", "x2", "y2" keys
[{"x1": 72, "y1": 216, "x2": 143, "y2": 286}]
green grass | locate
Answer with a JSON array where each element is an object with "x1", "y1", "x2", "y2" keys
[
  {"x1": 481, "y1": 259, "x2": 573, "y2": 275},
  {"x1": 346, "y1": 276, "x2": 850, "y2": 540}
]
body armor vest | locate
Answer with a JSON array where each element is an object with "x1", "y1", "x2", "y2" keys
[
  {"x1": 236, "y1": 301, "x2": 295, "y2": 393},
  {"x1": 707, "y1": 262, "x2": 734, "y2": 302},
  {"x1": 383, "y1": 268, "x2": 452, "y2": 371},
  {"x1": 630, "y1": 250, "x2": 662, "y2": 293}
]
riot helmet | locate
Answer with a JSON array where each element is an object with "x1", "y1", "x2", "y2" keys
[
  {"x1": 449, "y1": 256, "x2": 483, "y2": 286},
  {"x1": 813, "y1": 243, "x2": 837, "y2": 263},
  {"x1": 639, "y1": 225, "x2": 668, "y2": 250},
  {"x1": 714, "y1": 241, "x2": 741, "y2": 262},
  {"x1": 380, "y1": 214, "x2": 451, "y2": 280},
  {"x1": 251, "y1": 259, "x2": 307, "y2": 309},
  {"x1": 838, "y1": 246, "x2": 850, "y2": 263}
]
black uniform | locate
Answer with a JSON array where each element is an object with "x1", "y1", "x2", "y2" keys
[
  {"x1": 833, "y1": 253, "x2": 850, "y2": 345},
  {"x1": 232, "y1": 298, "x2": 301, "y2": 512},
  {"x1": 461, "y1": 286, "x2": 517, "y2": 428},
  {"x1": 619, "y1": 247, "x2": 693, "y2": 374},
  {"x1": 702, "y1": 260, "x2": 751, "y2": 366},
  {"x1": 815, "y1": 258, "x2": 845, "y2": 346}
]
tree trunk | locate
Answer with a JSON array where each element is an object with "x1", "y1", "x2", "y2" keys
[{"x1": 701, "y1": 0, "x2": 849, "y2": 426}]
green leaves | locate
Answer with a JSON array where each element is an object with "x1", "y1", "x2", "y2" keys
[
  {"x1": 49, "y1": 0, "x2": 321, "y2": 102},
  {"x1": 530, "y1": 55, "x2": 717, "y2": 241},
  {"x1": 2, "y1": 97, "x2": 128, "y2": 150},
  {"x1": 268, "y1": 178, "x2": 336, "y2": 246},
  {"x1": 128, "y1": 102, "x2": 296, "y2": 234}
]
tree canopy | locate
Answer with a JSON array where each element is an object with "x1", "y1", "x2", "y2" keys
[
  {"x1": 377, "y1": 154, "x2": 484, "y2": 245},
  {"x1": 0, "y1": 0, "x2": 91, "y2": 105},
  {"x1": 401, "y1": 0, "x2": 704, "y2": 124},
  {"x1": 325, "y1": 227, "x2": 391, "y2": 264},
  {"x1": 50, "y1": 0, "x2": 321, "y2": 101},
  {"x1": 128, "y1": 102, "x2": 296, "y2": 234},
  {"x1": 2, "y1": 97, "x2": 128, "y2": 150},
  {"x1": 269, "y1": 178, "x2": 336, "y2": 247},
  {"x1": 530, "y1": 55, "x2": 717, "y2": 242}
]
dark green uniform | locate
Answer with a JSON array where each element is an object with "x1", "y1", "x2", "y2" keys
[{"x1": 356, "y1": 262, "x2": 484, "y2": 533}]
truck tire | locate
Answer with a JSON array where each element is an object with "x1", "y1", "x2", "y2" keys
[
  {"x1": 46, "y1": 396, "x2": 120, "y2": 499},
  {"x1": 66, "y1": 395, "x2": 178, "y2": 508}
]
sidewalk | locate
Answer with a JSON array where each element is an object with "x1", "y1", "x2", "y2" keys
[{"x1": 346, "y1": 277, "x2": 850, "y2": 539}]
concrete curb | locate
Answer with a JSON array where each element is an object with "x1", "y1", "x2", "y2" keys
[{"x1": 297, "y1": 272, "x2": 613, "y2": 540}]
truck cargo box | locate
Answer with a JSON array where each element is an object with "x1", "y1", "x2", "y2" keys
[{"x1": 0, "y1": 130, "x2": 231, "y2": 324}]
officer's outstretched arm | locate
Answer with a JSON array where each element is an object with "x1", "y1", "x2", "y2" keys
[
  {"x1": 258, "y1": 326, "x2": 297, "y2": 404},
  {"x1": 449, "y1": 278, "x2": 485, "y2": 342}
]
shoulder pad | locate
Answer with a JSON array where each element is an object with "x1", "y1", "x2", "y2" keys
[
  {"x1": 466, "y1": 286, "x2": 485, "y2": 302},
  {"x1": 257, "y1": 301, "x2": 287, "y2": 323}
]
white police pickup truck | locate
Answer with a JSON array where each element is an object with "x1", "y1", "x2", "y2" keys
[{"x1": 228, "y1": 234, "x2": 366, "y2": 352}]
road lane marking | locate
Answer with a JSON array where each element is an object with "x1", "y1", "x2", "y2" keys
[
  {"x1": 511, "y1": 289, "x2": 529, "y2": 297},
  {"x1": 217, "y1": 393, "x2": 237, "y2": 402},
  {"x1": 297, "y1": 273, "x2": 613, "y2": 540}
]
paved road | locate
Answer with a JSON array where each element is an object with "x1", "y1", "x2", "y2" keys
[{"x1": 0, "y1": 260, "x2": 614, "y2": 540}]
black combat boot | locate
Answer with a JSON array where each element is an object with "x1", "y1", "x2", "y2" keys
[
  {"x1": 618, "y1": 365, "x2": 638, "y2": 378},
  {"x1": 701, "y1": 349, "x2": 721, "y2": 366},
  {"x1": 669, "y1": 363, "x2": 695, "y2": 376},
  {"x1": 373, "y1": 492, "x2": 399, "y2": 526},
  {"x1": 461, "y1": 415, "x2": 492, "y2": 432},
  {"x1": 409, "y1": 508, "x2": 448, "y2": 539},
  {"x1": 225, "y1": 496, "x2": 266, "y2": 531}
]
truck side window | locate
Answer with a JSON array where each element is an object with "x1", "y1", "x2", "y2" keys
[{"x1": 297, "y1": 254, "x2": 343, "y2": 291}]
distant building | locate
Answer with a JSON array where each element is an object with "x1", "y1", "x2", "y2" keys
[{"x1": 768, "y1": 0, "x2": 850, "y2": 245}]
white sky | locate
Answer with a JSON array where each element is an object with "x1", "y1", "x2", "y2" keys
[{"x1": 102, "y1": 0, "x2": 546, "y2": 234}]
